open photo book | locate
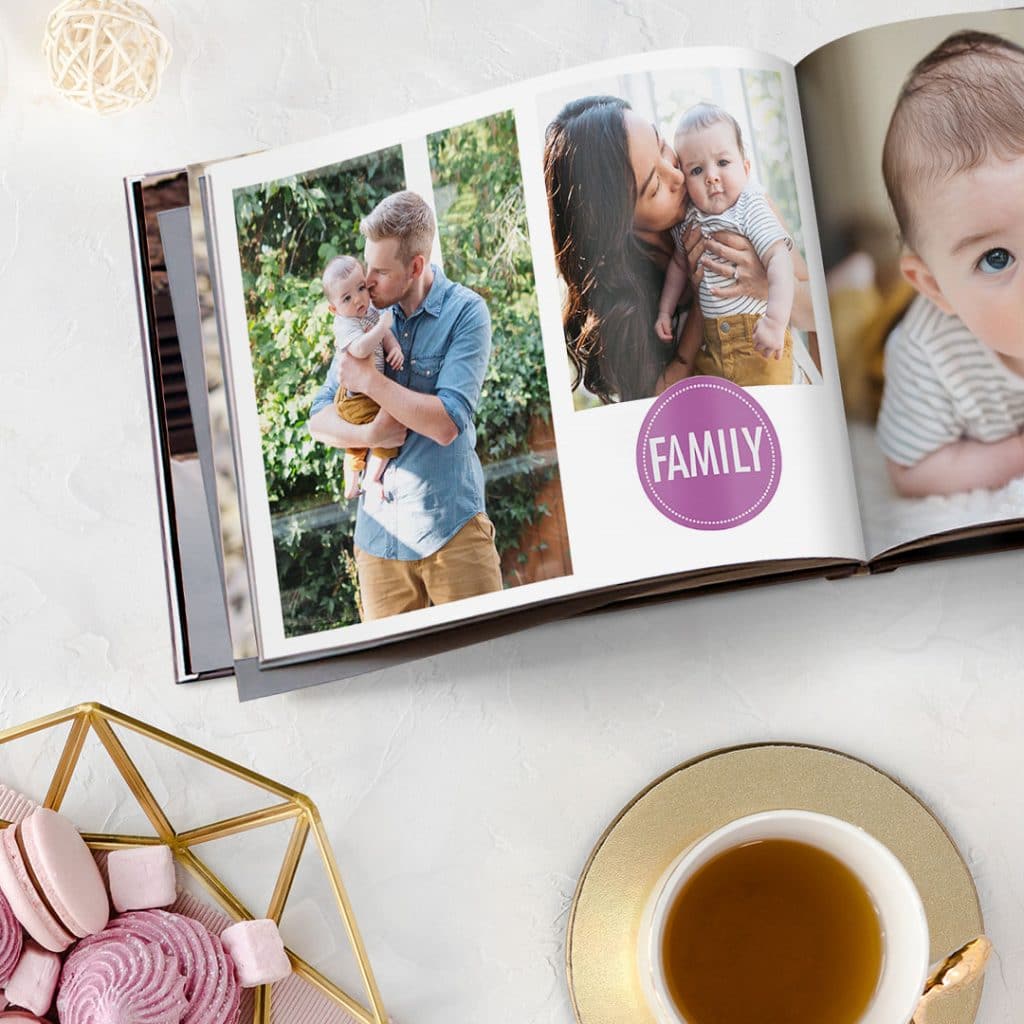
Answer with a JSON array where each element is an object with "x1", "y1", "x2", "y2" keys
[{"x1": 127, "y1": 7, "x2": 1024, "y2": 699}]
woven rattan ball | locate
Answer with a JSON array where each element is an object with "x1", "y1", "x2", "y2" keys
[{"x1": 42, "y1": 0, "x2": 171, "y2": 116}]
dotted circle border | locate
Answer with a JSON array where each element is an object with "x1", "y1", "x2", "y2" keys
[{"x1": 636, "y1": 379, "x2": 781, "y2": 529}]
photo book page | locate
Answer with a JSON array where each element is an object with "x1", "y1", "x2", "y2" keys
[
  {"x1": 197, "y1": 46, "x2": 865, "y2": 669},
  {"x1": 797, "y1": 7, "x2": 1024, "y2": 560}
]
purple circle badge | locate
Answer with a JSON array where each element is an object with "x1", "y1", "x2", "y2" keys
[{"x1": 635, "y1": 378, "x2": 781, "y2": 530}]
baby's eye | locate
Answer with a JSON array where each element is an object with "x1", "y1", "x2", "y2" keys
[
  {"x1": 690, "y1": 166, "x2": 702, "y2": 177},
  {"x1": 977, "y1": 248, "x2": 1014, "y2": 274},
  {"x1": 718, "y1": 159, "x2": 730, "y2": 167}
]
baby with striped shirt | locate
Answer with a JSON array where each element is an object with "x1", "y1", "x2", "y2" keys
[
  {"x1": 657, "y1": 102, "x2": 795, "y2": 387},
  {"x1": 877, "y1": 31, "x2": 1024, "y2": 497}
]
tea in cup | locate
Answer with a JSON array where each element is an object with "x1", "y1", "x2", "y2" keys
[{"x1": 638, "y1": 810, "x2": 930, "y2": 1024}]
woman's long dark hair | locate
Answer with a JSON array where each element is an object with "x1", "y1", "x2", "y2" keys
[{"x1": 543, "y1": 96, "x2": 674, "y2": 404}]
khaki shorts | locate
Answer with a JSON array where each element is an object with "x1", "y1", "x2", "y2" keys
[
  {"x1": 354, "y1": 512, "x2": 503, "y2": 621},
  {"x1": 335, "y1": 390, "x2": 400, "y2": 468},
  {"x1": 693, "y1": 312, "x2": 793, "y2": 387}
]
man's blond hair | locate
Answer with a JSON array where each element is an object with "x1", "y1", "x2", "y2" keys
[
  {"x1": 360, "y1": 190, "x2": 435, "y2": 265},
  {"x1": 882, "y1": 30, "x2": 1024, "y2": 249}
]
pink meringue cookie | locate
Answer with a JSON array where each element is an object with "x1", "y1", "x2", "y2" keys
[
  {"x1": 57, "y1": 932, "x2": 188, "y2": 1024},
  {"x1": 61, "y1": 911, "x2": 240, "y2": 1024},
  {"x1": 0, "y1": 888, "x2": 23, "y2": 984},
  {"x1": 57, "y1": 933, "x2": 190, "y2": 1024}
]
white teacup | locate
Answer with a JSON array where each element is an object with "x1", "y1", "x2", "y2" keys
[{"x1": 638, "y1": 810, "x2": 930, "y2": 1024}]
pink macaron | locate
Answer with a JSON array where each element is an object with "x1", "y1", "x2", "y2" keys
[
  {"x1": 0, "y1": 826, "x2": 70, "y2": 952},
  {"x1": 0, "y1": 809, "x2": 109, "y2": 952}
]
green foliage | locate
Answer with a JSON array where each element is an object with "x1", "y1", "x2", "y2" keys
[
  {"x1": 235, "y1": 149, "x2": 405, "y2": 286},
  {"x1": 274, "y1": 517, "x2": 361, "y2": 636},
  {"x1": 245, "y1": 262, "x2": 342, "y2": 505},
  {"x1": 429, "y1": 112, "x2": 553, "y2": 564}
]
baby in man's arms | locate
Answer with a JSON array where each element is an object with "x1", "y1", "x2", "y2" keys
[
  {"x1": 877, "y1": 30, "x2": 1024, "y2": 497},
  {"x1": 657, "y1": 102, "x2": 795, "y2": 387},
  {"x1": 322, "y1": 255, "x2": 405, "y2": 499}
]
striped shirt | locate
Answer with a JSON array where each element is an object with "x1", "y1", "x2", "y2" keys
[
  {"x1": 877, "y1": 294, "x2": 1024, "y2": 467},
  {"x1": 672, "y1": 187, "x2": 790, "y2": 318}
]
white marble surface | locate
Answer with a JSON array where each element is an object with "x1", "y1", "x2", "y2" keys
[{"x1": 0, "y1": 1, "x2": 1022, "y2": 1021}]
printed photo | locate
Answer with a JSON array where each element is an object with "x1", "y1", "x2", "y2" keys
[
  {"x1": 538, "y1": 65, "x2": 821, "y2": 412},
  {"x1": 227, "y1": 110, "x2": 572, "y2": 644},
  {"x1": 800, "y1": 10, "x2": 1024, "y2": 553}
]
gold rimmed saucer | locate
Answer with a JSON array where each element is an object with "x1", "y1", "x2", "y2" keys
[{"x1": 566, "y1": 744, "x2": 984, "y2": 1024}]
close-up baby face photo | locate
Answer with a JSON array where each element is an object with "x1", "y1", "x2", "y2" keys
[{"x1": 902, "y1": 154, "x2": 1024, "y2": 369}]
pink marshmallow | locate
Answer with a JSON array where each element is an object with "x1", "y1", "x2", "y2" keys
[
  {"x1": 220, "y1": 920, "x2": 291, "y2": 988},
  {"x1": 107, "y1": 845, "x2": 177, "y2": 913},
  {"x1": 4, "y1": 941, "x2": 59, "y2": 1017}
]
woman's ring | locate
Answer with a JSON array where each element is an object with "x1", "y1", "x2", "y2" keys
[{"x1": 732, "y1": 266, "x2": 741, "y2": 282}]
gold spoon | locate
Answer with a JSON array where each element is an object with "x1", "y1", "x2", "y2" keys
[{"x1": 913, "y1": 936, "x2": 992, "y2": 1024}]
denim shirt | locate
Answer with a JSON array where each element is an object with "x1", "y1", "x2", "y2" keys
[{"x1": 309, "y1": 265, "x2": 491, "y2": 560}]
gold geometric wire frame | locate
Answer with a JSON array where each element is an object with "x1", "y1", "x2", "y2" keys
[{"x1": 0, "y1": 703, "x2": 387, "y2": 1024}]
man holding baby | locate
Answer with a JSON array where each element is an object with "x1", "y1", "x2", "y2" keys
[{"x1": 308, "y1": 190, "x2": 502, "y2": 621}]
